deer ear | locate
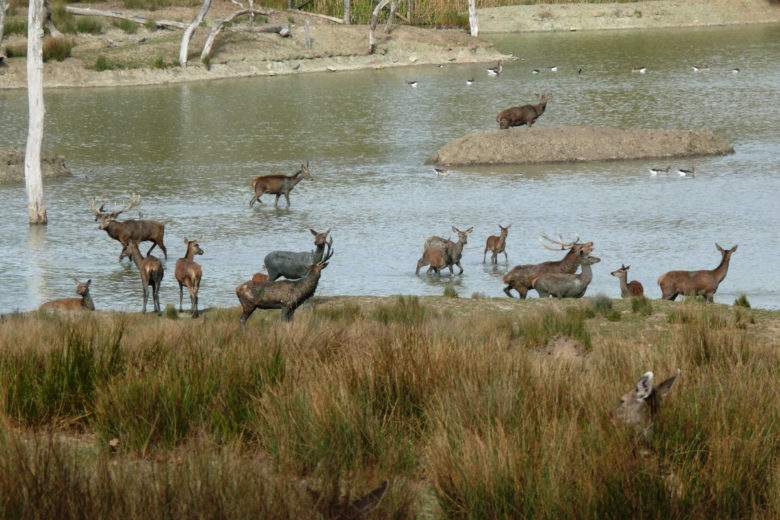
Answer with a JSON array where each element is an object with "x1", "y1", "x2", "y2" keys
[
  {"x1": 730, "y1": 245, "x2": 738, "y2": 253},
  {"x1": 452, "y1": 226, "x2": 459, "y2": 234},
  {"x1": 466, "y1": 227, "x2": 474, "y2": 233},
  {"x1": 716, "y1": 243, "x2": 724, "y2": 252},
  {"x1": 183, "y1": 237, "x2": 189, "y2": 245},
  {"x1": 310, "y1": 229, "x2": 318, "y2": 236},
  {"x1": 635, "y1": 371, "x2": 654, "y2": 400},
  {"x1": 86, "y1": 279, "x2": 92, "y2": 286},
  {"x1": 654, "y1": 370, "x2": 680, "y2": 397}
]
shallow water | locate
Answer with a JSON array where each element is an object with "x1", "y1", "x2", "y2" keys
[{"x1": 1, "y1": 24, "x2": 779, "y2": 312}]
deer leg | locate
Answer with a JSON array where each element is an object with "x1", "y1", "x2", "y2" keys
[
  {"x1": 456, "y1": 262, "x2": 464, "y2": 275},
  {"x1": 281, "y1": 306, "x2": 295, "y2": 321},
  {"x1": 146, "y1": 242, "x2": 157, "y2": 256},
  {"x1": 240, "y1": 307, "x2": 255, "y2": 326},
  {"x1": 483, "y1": 248, "x2": 487, "y2": 263},
  {"x1": 415, "y1": 258, "x2": 426, "y2": 275},
  {"x1": 504, "y1": 251, "x2": 509, "y2": 264},
  {"x1": 503, "y1": 285, "x2": 515, "y2": 298},
  {"x1": 142, "y1": 281, "x2": 149, "y2": 313},
  {"x1": 285, "y1": 192, "x2": 291, "y2": 208},
  {"x1": 159, "y1": 242, "x2": 167, "y2": 260},
  {"x1": 178, "y1": 283, "x2": 184, "y2": 311},
  {"x1": 188, "y1": 286, "x2": 198, "y2": 317},
  {"x1": 274, "y1": 194, "x2": 281, "y2": 208}
]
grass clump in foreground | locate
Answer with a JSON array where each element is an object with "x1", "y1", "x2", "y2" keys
[
  {"x1": 42, "y1": 37, "x2": 74, "y2": 62},
  {"x1": 0, "y1": 298, "x2": 777, "y2": 518},
  {"x1": 631, "y1": 295, "x2": 653, "y2": 316},
  {"x1": 4, "y1": 17, "x2": 27, "y2": 36},
  {"x1": 734, "y1": 294, "x2": 751, "y2": 308},
  {"x1": 443, "y1": 284, "x2": 459, "y2": 298},
  {"x1": 112, "y1": 18, "x2": 139, "y2": 34}
]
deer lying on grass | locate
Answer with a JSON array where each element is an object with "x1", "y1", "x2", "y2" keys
[
  {"x1": 122, "y1": 240, "x2": 164, "y2": 315},
  {"x1": 236, "y1": 239, "x2": 333, "y2": 324},
  {"x1": 658, "y1": 243, "x2": 737, "y2": 302},
  {"x1": 264, "y1": 229, "x2": 331, "y2": 280},
  {"x1": 483, "y1": 224, "x2": 510, "y2": 264},
  {"x1": 615, "y1": 370, "x2": 680, "y2": 436},
  {"x1": 532, "y1": 254, "x2": 600, "y2": 298},
  {"x1": 503, "y1": 235, "x2": 594, "y2": 298},
  {"x1": 415, "y1": 226, "x2": 473, "y2": 276},
  {"x1": 92, "y1": 194, "x2": 167, "y2": 260},
  {"x1": 39, "y1": 278, "x2": 95, "y2": 311},
  {"x1": 249, "y1": 162, "x2": 311, "y2": 209},
  {"x1": 496, "y1": 94, "x2": 549, "y2": 129},
  {"x1": 611, "y1": 264, "x2": 644, "y2": 298},
  {"x1": 175, "y1": 238, "x2": 204, "y2": 318}
]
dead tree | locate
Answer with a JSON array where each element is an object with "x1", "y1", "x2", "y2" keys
[
  {"x1": 467, "y1": 0, "x2": 478, "y2": 36},
  {"x1": 368, "y1": 0, "x2": 393, "y2": 54},
  {"x1": 384, "y1": 0, "x2": 396, "y2": 32},
  {"x1": 1, "y1": 0, "x2": 8, "y2": 50},
  {"x1": 343, "y1": 0, "x2": 351, "y2": 24},
  {"x1": 201, "y1": 9, "x2": 289, "y2": 66},
  {"x1": 25, "y1": 0, "x2": 47, "y2": 224},
  {"x1": 64, "y1": 6, "x2": 188, "y2": 30},
  {"x1": 179, "y1": 0, "x2": 212, "y2": 67}
]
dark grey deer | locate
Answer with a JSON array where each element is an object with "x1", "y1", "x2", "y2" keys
[
  {"x1": 415, "y1": 226, "x2": 473, "y2": 276},
  {"x1": 264, "y1": 229, "x2": 330, "y2": 280},
  {"x1": 531, "y1": 254, "x2": 600, "y2": 298},
  {"x1": 237, "y1": 239, "x2": 333, "y2": 323}
]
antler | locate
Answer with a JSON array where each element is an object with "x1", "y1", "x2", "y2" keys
[
  {"x1": 89, "y1": 198, "x2": 104, "y2": 216},
  {"x1": 320, "y1": 237, "x2": 334, "y2": 264},
  {"x1": 114, "y1": 193, "x2": 141, "y2": 217},
  {"x1": 539, "y1": 233, "x2": 580, "y2": 251}
]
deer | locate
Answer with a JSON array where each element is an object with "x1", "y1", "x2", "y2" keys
[
  {"x1": 483, "y1": 224, "x2": 510, "y2": 264},
  {"x1": 236, "y1": 239, "x2": 333, "y2": 324},
  {"x1": 496, "y1": 94, "x2": 549, "y2": 130},
  {"x1": 264, "y1": 229, "x2": 331, "y2": 280},
  {"x1": 175, "y1": 238, "x2": 204, "y2": 318},
  {"x1": 415, "y1": 226, "x2": 473, "y2": 276},
  {"x1": 615, "y1": 370, "x2": 680, "y2": 437},
  {"x1": 611, "y1": 264, "x2": 644, "y2": 298},
  {"x1": 91, "y1": 194, "x2": 167, "y2": 260},
  {"x1": 122, "y1": 240, "x2": 165, "y2": 314},
  {"x1": 249, "y1": 162, "x2": 311, "y2": 209},
  {"x1": 532, "y1": 254, "x2": 600, "y2": 298},
  {"x1": 657, "y1": 243, "x2": 737, "y2": 302},
  {"x1": 503, "y1": 235, "x2": 594, "y2": 299},
  {"x1": 251, "y1": 272, "x2": 270, "y2": 283},
  {"x1": 39, "y1": 278, "x2": 95, "y2": 311}
]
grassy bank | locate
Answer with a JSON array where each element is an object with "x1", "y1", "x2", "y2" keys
[{"x1": 0, "y1": 296, "x2": 778, "y2": 518}]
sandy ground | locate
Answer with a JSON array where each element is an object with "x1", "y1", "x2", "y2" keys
[
  {"x1": 479, "y1": 0, "x2": 780, "y2": 33},
  {"x1": 0, "y1": 149, "x2": 72, "y2": 183},
  {"x1": 432, "y1": 126, "x2": 733, "y2": 166},
  {"x1": 0, "y1": 2, "x2": 509, "y2": 90}
]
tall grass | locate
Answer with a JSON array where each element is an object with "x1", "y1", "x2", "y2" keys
[
  {"x1": 3, "y1": 16, "x2": 27, "y2": 36},
  {"x1": 0, "y1": 300, "x2": 777, "y2": 517}
]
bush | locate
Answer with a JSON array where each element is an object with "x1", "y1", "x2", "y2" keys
[
  {"x1": 590, "y1": 294, "x2": 613, "y2": 317},
  {"x1": 144, "y1": 19, "x2": 158, "y2": 31},
  {"x1": 631, "y1": 295, "x2": 653, "y2": 316},
  {"x1": 4, "y1": 17, "x2": 27, "y2": 36},
  {"x1": 371, "y1": 296, "x2": 428, "y2": 325},
  {"x1": 122, "y1": 0, "x2": 201, "y2": 10},
  {"x1": 152, "y1": 55, "x2": 167, "y2": 69},
  {"x1": 517, "y1": 308, "x2": 591, "y2": 350},
  {"x1": 4, "y1": 43, "x2": 27, "y2": 58},
  {"x1": 443, "y1": 285, "x2": 459, "y2": 299},
  {"x1": 165, "y1": 304, "x2": 179, "y2": 319},
  {"x1": 42, "y1": 37, "x2": 73, "y2": 62},
  {"x1": 75, "y1": 17, "x2": 104, "y2": 35},
  {"x1": 111, "y1": 18, "x2": 139, "y2": 34},
  {"x1": 734, "y1": 294, "x2": 751, "y2": 308}
]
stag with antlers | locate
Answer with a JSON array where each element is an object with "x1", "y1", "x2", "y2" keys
[
  {"x1": 39, "y1": 278, "x2": 95, "y2": 312},
  {"x1": 175, "y1": 238, "x2": 204, "y2": 318},
  {"x1": 92, "y1": 194, "x2": 167, "y2": 260},
  {"x1": 236, "y1": 238, "x2": 333, "y2": 324},
  {"x1": 502, "y1": 234, "x2": 594, "y2": 299}
]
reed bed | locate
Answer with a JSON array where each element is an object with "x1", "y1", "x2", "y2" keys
[{"x1": 0, "y1": 297, "x2": 777, "y2": 518}]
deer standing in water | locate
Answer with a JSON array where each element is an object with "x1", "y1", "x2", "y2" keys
[
  {"x1": 611, "y1": 264, "x2": 644, "y2": 298},
  {"x1": 657, "y1": 244, "x2": 737, "y2": 302},
  {"x1": 122, "y1": 240, "x2": 165, "y2": 314},
  {"x1": 39, "y1": 278, "x2": 95, "y2": 311},
  {"x1": 532, "y1": 254, "x2": 600, "y2": 298},
  {"x1": 264, "y1": 229, "x2": 330, "y2": 280},
  {"x1": 496, "y1": 94, "x2": 549, "y2": 129},
  {"x1": 483, "y1": 224, "x2": 510, "y2": 264},
  {"x1": 92, "y1": 194, "x2": 167, "y2": 260},
  {"x1": 175, "y1": 238, "x2": 204, "y2": 317},
  {"x1": 503, "y1": 235, "x2": 593, "y2": 298},
  {"x1": 236, "y1": 239, "x2": 333, "y2": 324},
  {"x1": 249, "y1": 162, "x2": 311, "y2": 209},
  {"x1": 415, "y1": 226, "x2": 473, "y2": 276}
]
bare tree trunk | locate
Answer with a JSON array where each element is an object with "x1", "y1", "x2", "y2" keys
[
  {"x1": 43, "y1": 0, "x2": 62, "y2": 37},
  {"x1": 384, "y1": 0, "x2": 396, "y2": 32},
  {"x1": 201, "y1": 10, "x2": 288, "y2": 65},
  {"x1": 467, "y1": 0, "x2": 478, "y2": 37},
  {"x1": 0, "y1": 0, "x2": 8, "y2": 50},
  {"x1": 342, "y1": 0, "x2": 350, "y2": 24},
  {"x1": 304, "y1": 19, "x2": 311, "y2": 49},
  {"x1": 64, "y1": 6, "x2": 188, "y2": 29},
  {"x1": 26, "y1": 0, "x2": 47, "y2": 225},
  {"x1": 368, "y1": 0, "x2": 391, "y2": 54},
  {"x1": 179, "y1": 0, "x2": 212, "y2": 67},
  {"x1": 247, "y1": 0, "x2": 254, "y2": 26}
]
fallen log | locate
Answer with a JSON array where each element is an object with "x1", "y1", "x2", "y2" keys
[{"x1": 64, "y1": 6, "x2": 188, "y2": 30}]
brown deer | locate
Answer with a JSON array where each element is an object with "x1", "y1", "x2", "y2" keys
[
  {"x1": 614, "y1": 370, "x2": 680, "y2": 436},
  {"x1": 496, "y1": 94, "x2": 549, "y2": 129},
  {"x1": 92, "y1": 194, "x2": 167, "y2": 260},
  {"x1": 175, "y1": 238, "x2": 204, "y2": 318},
  {"x1": 251, "y1": 272, "x2": 270, "y2": 283},
  {"x1": 415, "y1": 226, "x2": 473, "y2": 276},
  {"x1": 611, "y1": 264, "x2": 644, "y2": 298},
  {"x1": 503, "y1": 235, "x2": 594, "y2": 298},
  {"x1": 483, "y1": 224, "x2": 510, "y2": 264},
  {"x1": 39, "y1": 278, "x2": 95, "y2": 311},
  {"x1": 249, "y1": 162, "x2": 311, "y2": 209},
  {"x1": 122, "y1": 240, "x2": 165, "y2": 314},
  {"x1": 236, "y1": 238, "x2": 333, "y2": 324},
  {"x1": 657, "y1": 244, "x2": 737, "y2": 302}
]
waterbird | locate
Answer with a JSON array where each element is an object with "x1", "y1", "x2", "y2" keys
[
  {"x1": 677, "y1": 166, "x2": 695, "y2": 177},
  {"x1": 434, "y1": 167, "x2": 449, "y2": 177},
  {"x1": 549, "y1": 66, "x2": 558, "y2": 72},
  {"x1": 732, "y1": 68, "x2": 740, "y2": 74},
  {"x1": 577, "y1": 67, "x2": 583, "y2": 75},
  {"x1": 407, "y1": 80, "x2": 418, "y2": 88},
  {"x1": 649, "y1": 166, "x2": 670, "y2": 176},
  {"x1": 692, "y1": 65, "x2": 709, "y2": 72},
  {"x1": 487, "y1": 61, "x2": 503, "y2": 76},
  {"x1": 531, "y1": 69, "x2": 540, "y2": 74},
  {"x1": 466, "y1": 78, "x2": 474, "y2": 86},
  {"x1": 632, "y1": 67, "x2": 647, "y2": 74}
]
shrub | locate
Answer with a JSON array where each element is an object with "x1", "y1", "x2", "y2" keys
[
  {"x1": 111, "y1": 18, "x2": 139, "y2": 34},
  {"x1": 144, "y1": 19, "x2": 158, "y2": 31},
  {"x1": 371, "y1": 296, "x2": 428, "y2": 325},
  {"x1": 42, "y1": 37, "x2": 73, "y2": 62},
  {"x1": 4, "y1": 17, "x2": 27, "y2": 36},
  {"x1": 443, "y1": 285, "x2": 458, "y2": 299},
  {"x1": 75, "y1": 17, "x2": 104, "y2": 34},
  {"x1": 734, "y1": 294, "x2": 751, "y2": 308},
  {"x1": 630, "y1": 295, "x2": 653, "y2": 316},
  {"x1": 590, "y1": 294, "x2": 613, "y2": 317},
  {"x1": 517, "y1": 308, "x2": 591, "y2": 350},
  {"x1": 165, "y1": 304, "x2": 179, "y2": 319},
  {"x1": 4, "y1": 43, "x2": 27, "y2": 58},
  {"x1": 152, "y1": 55, "x2": 167, "y2": 69}
]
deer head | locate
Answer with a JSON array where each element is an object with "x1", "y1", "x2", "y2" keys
[
  {"x1": 615, "y1": 370, "x2": 680, "y2": 433},
  {"x1": 499, "y1": 224, "x2": 511, "y2": 237},
  {"x1": 715, "y1": 243, "x2": 737, "y2": 256},
  {"x1": 183, "y1": 238, "x2": 204, "y2": 256},
  {"x1": 579, "y1": 254, "x2": 601, "y2": 266},
  {"x1": 72, "y1": 277, "x2": 92, "y2": 297},
  {"x1": 452, "y1": 226, "x2": 474, "y2": 244},
  {"x1": 310, "y1": 228, "x2": 331, "y2": 247},
  {"x1": 299, "y1": 161, "x2": 312, "y2": 179},
  {"x1": 92, "y1": 194, "x2": 141, "y2": 226},
  {"x1": 610, "y1": 264, "x2": 630, "y2": 278},
  {"x1": 538, "y1": 93, "x2": 550, "y2": 109},
  {"x1": 309, "y1": 238, "x2": 334, "y2": 275}
]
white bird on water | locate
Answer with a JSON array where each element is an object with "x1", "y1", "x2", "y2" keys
[
  {"x1": 531, "y1": 69, "x2": 540, "y2": 74},
  {"x1": 732, "y1": 68, "x2": 740, "y2": 74},
  {"x1": 466, "y1": 78, "x2": 474, "y2": 86},
  {"x1": 487, "y1": 61, "x2": 503, "y2": 77},
  {"x1": 434, "y1": 168, "x2": 449, "y2": 177},
  {"x1": 549, "y1": 66, "x2": 558, "y2": 72},
  {"x1": 649, "y1": 166, "x2": 670, "y2": 176},
  {"x1": 406, "y1": 80, "x2": 418, "y2": 88},
  {"x1": 632, "y1": 67, "x2": 647, "y2": 74},
  {"x1": 677, "y1": 166, "x2": 695, "y2": 177}
]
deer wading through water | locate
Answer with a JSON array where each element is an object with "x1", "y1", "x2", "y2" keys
[
  {"x1": 92, "y1": 194, "x2": 167, "y2": 260},
  {"x1": 175, "y1": 238, "x2": 204, "y2": 317},
  {"x1": 657, "y1": 243, "x2": 737, "y2": 301},
  {"x1": 264, "y1": 229, "x2": 330, "y2": 280},
  {"x1": 611, "y1": 264, "x2": 644, "y2": 298},
  {"x1": 483, "y1": 224, "x2": 510, "y2": 264},
  {"x1": 122, "y1": 239, "x2": 165, "y2": 314},
  {"x1": 249, "y1": 162, "x2": 311, "y2": 209},
  {"x1": 496, "y1": 94, "x2": 550, "y2": 129},
  {"x1": 39, "y1": 278, "x2": 95, "y2": 311},
  {"x1": 532, "y1": 254, "x2": 600, "y2": 298},
  {"x1": 236, "y1": 238, "x2": 333, "y2": 324},
  {"x1": 503, "y1": 235, "x2": 594, "y2": 298},
  {"x1": 415, "y1": 226, "x2": 473, "y2": 276}
]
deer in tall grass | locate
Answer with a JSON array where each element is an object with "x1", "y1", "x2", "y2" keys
[
  {"x1": 532, "y1": 254, "x2": 600, "y2": 298},
  {"x1": 503, "y1": 234, "x2": 593, "y2": 298},
  {"x1": 122, "y1": 240, "x2": 164, "y2": 314},
  {"x1": 611, "y1": 264, "x2": 644, "y2": 298},
  {"x1": 92, "y1": 194, "x2": 167, "y2": 260},
  {"x1": 39, "y1": 278, "x2": 95, "y2": 311},
  {"x1": 175, "y1": 238, "x2": 204, "y2": 317},
  {"x1": 249, "y1": 162, "x2": 311, "y2": 209},
  {"x1": 615, "y1": 370, "x2": 680, "y2": 437},
  {"x1": 264, "y1": 229, "x2": 330, "y2": 280},
  {"x1": 237, "y1": 238, "x2": 333, "y2": 324},
  {"x1": 657, "y1": 244, "x2": 737, "y2": 302},
  {"x1": 483, "y1": 224, "x2": 510, "y2": 264},
  {"x1": 496, "y1": 94, "x2": 549, "y2": 129},
  {"x1": 415, "y1": 226, "x2": 473, "y2": 276}
]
